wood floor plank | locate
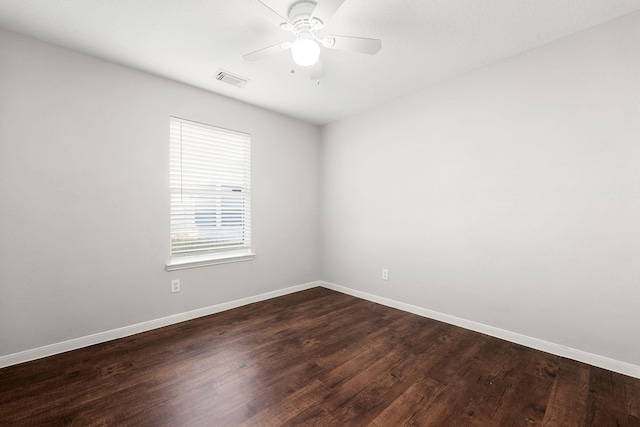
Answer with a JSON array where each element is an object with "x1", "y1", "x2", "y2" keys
[
  {"x1": 586, "y1": 366, "x2": 635, "y2": 427},
  {"x1": 237, "y1": 379, "x2": 333, "y2": 427},
  {"x1": 625, "y1": 374, "x2": 640, "y2": 418},
  {"x1": 318, "y1": 349, "x2": 422, "y2": 425},
  {"x1": 541, "y1": 358, "x2": 590, "y2": 426},
  {"x1": 1, "y1": 287, "x2": 639, "y2": 426},
  {"x1": 366, "y1": 377, "x2": 443, "y2": 427}
]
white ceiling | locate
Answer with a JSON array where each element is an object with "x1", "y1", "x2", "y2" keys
[{"x1": 1, "y1": 0, "x2": 640, "y2": 125}]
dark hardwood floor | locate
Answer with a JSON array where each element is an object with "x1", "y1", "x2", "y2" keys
[{"x1": 1, "y1": 287, "x2": 638, "y2": 426}]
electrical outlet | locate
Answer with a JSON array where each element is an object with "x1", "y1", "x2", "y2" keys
[
  {"x1": 382, "y1": 269, "x2": 389, "y2": 281},
  {"x1": 171, "y1": 279, "x2": 181, "y2": 293}
]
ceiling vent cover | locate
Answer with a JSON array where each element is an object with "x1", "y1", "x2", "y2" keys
[{"x1": 215, "y1": 70, "x2": 249, "y2": 88}]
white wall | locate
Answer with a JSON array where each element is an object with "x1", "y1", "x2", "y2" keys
[
  {"x1": 0, "y1": 29, "x2": 320, "y2": 357},
  {"x1": 321, "y1": 12, "x2": 640, "y2": 367}
]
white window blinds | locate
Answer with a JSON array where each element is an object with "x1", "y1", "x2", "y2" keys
[{"x1": 169, "y1": 117, "x2": 251, "y2": 262}]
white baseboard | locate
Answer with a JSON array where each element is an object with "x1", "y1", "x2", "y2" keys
[
  {"x1": 0, "y1": 281, "x2": 320, "y2": 369},
  {"x1": 3, "y1": 280, "x2": 639, "y2": 380},
  {"x1": 319, "y1": 281, "x2": 640, "y2": 380}
]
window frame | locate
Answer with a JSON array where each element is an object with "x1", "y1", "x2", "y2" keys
[{"x1": 165, "y1": 117, "x2": 254, "y2": 271}]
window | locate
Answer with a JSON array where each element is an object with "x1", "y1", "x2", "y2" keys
[{"x1": 166, "y1": 117, "x2": 253, "y2": 270}]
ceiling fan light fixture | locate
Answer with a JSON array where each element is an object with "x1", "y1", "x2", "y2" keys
[{"x1": 291, "y1": 37, "x2": 320, "y2": 67}]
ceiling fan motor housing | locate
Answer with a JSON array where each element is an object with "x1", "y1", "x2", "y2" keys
[{"x1": 289, "y1": 1, "x2": 320, "y2": 32}]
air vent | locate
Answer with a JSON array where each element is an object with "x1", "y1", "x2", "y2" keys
[{"x1": 215, "y1": 70, "x2": 249, "y2": 88}]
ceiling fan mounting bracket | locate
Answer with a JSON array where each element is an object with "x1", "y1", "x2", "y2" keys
[{"x1": 288, "y1": 1, "x2": 316, "y2": 23}]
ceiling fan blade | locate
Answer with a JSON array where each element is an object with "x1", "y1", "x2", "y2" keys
[
  {"x1": 310, "y1": 0, "x2": 345, "y2": 27},
  {"x1": 252, "y1": 0, "x2": 291, "y2": 28},
  {"x1": 309, "y1": 60, "x2": 325, "y2": 81},
  {"x1": 243, "y1": 42, "x2": 292, "y2": 62},
  {"x1": 323, "y1": 35, "x2": 381, "y2": 55}
]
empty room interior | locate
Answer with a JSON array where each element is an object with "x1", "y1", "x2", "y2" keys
[{"x1": 1, "y1": 0, "x2": 639, "y2": 425}]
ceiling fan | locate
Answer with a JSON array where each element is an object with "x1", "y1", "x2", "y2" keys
[{"x1": 243, "y1": 0, "x2": 382, "y2": 79}]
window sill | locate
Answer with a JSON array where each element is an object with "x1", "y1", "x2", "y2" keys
[{"x1": 165, "y1": 252, "x2": 255, "y2": 271}]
